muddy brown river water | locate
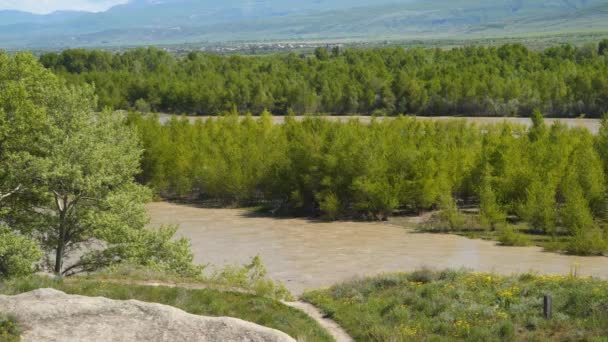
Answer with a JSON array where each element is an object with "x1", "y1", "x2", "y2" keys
[{"x1": 148, "y1": 202, "x2": 608, "y2": 294}]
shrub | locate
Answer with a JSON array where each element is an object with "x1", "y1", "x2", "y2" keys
[
  {"x1": 498, "y1": 321, "x2": 515, "y2": 341},
  {"x1": 319, "y1": 192, "x2": 340, "y2": 221},
  {"x1": 0, "y1": 313, "x2": 20, "y2": 341},
  {"x1": 542, "y1": 239, "x2": 564, "y2": 253},
  {"x1": 207, "y1": 256, "x2": 293, "y2": 301},
  {"x1": 0, "y1": 227, "x2": 42, "y2": 279},
  {"x1": 422, "y1": 211, "x2": 468, "y2": 233},
  {"x1": 498, "y1": 227, "x2": 532, "y2": 246},
  {"x1": 134, "y1": 98, "x2": 151, "y2": 113},
  {"x1": 566, "y1": 228, "x2": 607, "y2": 256},
  {"x1": 408, "y1": 269, "x2": 437, "y2": 284}
]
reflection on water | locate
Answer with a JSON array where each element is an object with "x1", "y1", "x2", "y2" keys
[{"x1": 148, "y1": 202, "x2": 608, "y2": 294}]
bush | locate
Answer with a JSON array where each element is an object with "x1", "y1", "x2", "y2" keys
[
  {"x1": 134, "y1": 98, "x2": 151, "y2": 113},
  {"x1": 0, "y1": 313, "x2": 20, "y2": 341},
  {"x1": 566, "y1": 228, "x2": 607, "y2": 256},
  {"x1": 408, "y1": 269, "x2": 437, "y2": 284},
  {"x1": 206, "y1": 256, "x2": 293, "y2": 301},
  {"x1": 319, "y1": 192, "x2": 340, "y2": 221},
  {"x1": 0, "y1": 227, "x2": 42, "y2": 279},
  {"x1": 498, "y1": 227, "x2": 532, "y2": 246}
]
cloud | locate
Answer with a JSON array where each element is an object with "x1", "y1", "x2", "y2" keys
[{"x1": 0, "y1": 0, "x2": 129, "y2": 14}]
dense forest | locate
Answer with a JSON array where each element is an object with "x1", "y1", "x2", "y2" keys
[
  {"x1": 41, "y1": 41, "x2": 608, "y2": 117},
  {"x1": 128, "y1": 111, "x2": 608, "y2": 254}
]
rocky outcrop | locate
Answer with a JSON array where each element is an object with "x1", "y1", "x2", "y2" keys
[{"x1": 0, "y1": 288, "x2": 296, "y2": 342}]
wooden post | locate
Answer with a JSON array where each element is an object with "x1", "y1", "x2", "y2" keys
[{"x1": 544, "y1": 295, "x2": 552, "y2": 319}]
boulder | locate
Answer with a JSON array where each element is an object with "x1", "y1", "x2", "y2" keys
[{"x1": 0, "y1": 288, "x2": 296, "y2": 342}]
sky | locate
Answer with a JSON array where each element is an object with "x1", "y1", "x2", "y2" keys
[{"x1": 0, "y1": 0, "x2": 129, "y2": 14}]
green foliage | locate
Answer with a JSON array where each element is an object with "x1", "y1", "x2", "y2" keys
[
  {"x1": 566, "y1": 228, "x2": 607, "y2": 256},
  {"x1": 521, "y1": 181, "x2": 557, "y2": 234},
  {"x1": 80, "y1": 255, "x2": 292, "y2": 301},
  {"x1": 130, "y1": 112, "x2": 608, "y2": 257},
  {"x1": 304, "y1": 270, "x2": 608, "y2": 341},
  {"x1": 599, "y1": 39, "x2": 608, "y2": 56},
  {"x1": 0, "y1": 227, "x2": 42, "y2": 279},
  {"x1": 80, "y1": 225, "x2": 202, "y2": 278},
  {"x1": 41, "y1": 43, "x2": 608, "y2": 117},
  {"x1": 479, "y1": 166, "x2": 506, "y2": 230},
  {"x1": 135, "y1": 98, "x2": 151, "y2": 113},
  {"x1": 319, "y1": 192, "x2": 341, "y2": 221},
  {"x1": 497, "y1": 227, "x2": 532, "y2": 247},
  {"x1": 0, "y1": 52, "x2": 201, "y2": 277},
  {"x1": 206, "y1": 256, "x2": 293, "y2": 301},
  {"x1": 131, "y1": 115, "x2": 480, "y2": 220},
  {"x1": 0, "y1": 314, "x2": 20, "y2": 342},
  {"x1": 596, "y1": 113, "x2": 608, "y2": 184},
  {"x1": 436, "y1": 195, "x2": 466, "y2": 231},
  {"x1": 0, "y1": 276, "x2": 331, "y2": 342}
]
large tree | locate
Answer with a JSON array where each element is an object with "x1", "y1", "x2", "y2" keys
[{"x1": 1, "y1": 52, "x2": 199, "y2": 277}]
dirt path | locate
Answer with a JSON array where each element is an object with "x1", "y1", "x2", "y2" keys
[
  {"x1": 148, "y1": 202, "x2": 608, "y2": 295},
  {"x1": 283, "y1": 301, "x2": 353, "y2": 342}
]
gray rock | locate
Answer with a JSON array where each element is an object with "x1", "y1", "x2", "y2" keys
[{"x1": 0, "y1": 288, "x2": 296, "y2": 342}]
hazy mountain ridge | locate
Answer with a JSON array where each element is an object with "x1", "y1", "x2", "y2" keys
[{"x1": 0, "y1": 0, "x2": 606, "y2": 48}]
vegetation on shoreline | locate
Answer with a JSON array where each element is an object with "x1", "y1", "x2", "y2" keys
[
  {"x1": 41, "y1": 41, "x2": 608, "y2": 117},
  {"x1": 87, "y1": 256, "x2": 293, "y2": 301},
  {"x1": 0, "y1": 275, "x2": 332, "y2": 342},
  {"x1": 129, "y1": 111, "x2": 608, "y2": 255},
  {"x1": 304, "y1": 269, "x2": 608, "y2": 341}
]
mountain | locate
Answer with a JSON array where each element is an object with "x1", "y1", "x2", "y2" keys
[
  {"x1": 0, "y1": 0, "x2": 607, "y2": 49},
  {"x1": 0, "y1": 10, "x2": 85, "y2": 26}
]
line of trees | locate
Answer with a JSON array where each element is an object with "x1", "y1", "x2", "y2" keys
[
  {"x1": 128, "y1": 111, "x2": 608, "y2": 253},
  {"x1": 40, "y1": 41, "x2": 608, "y2": 117}
]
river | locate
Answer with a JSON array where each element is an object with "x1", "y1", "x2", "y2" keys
[{"x1": 148, "y1": 202, "x2": 608, "y2": 294}]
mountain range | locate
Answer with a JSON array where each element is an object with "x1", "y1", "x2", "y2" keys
[{"x1": 1, "y1": 0, "x2": 607, "y2": 49}]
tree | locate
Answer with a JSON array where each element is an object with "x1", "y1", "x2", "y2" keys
[
  {"x1": 1, "y1": 52, "x2": 200, "y2": 277},
  {"x1": 528, "y1": 108, "x2": 547, "y2": 142},
  {"x1": 0, "y1": 53, "x2": 52, "y2": 207},
  {"x1": 479, "y1": 166, "x2": 506, "y2": 230},
  {"x1": 599, "y1": 39, "x2": 608, "y2": 56},
  {"x1": 314, "y1": 47, "x2": 330, "y2": 61},
  {"x1": 521, "y1": 180, "x2": 557, "y2": 234},
  {"x1": 596, "y1": 113, "x2": 608, "y2": 177}
]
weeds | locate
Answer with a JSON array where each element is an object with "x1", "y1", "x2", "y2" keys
[
  {"x1": 0, "y1": 314, "x2": 20, "y2": 342},
  {"x1": 304, "y1": 270, "x2": 608, "y2": 341}
]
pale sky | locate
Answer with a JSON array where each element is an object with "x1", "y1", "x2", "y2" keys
[{"x1": 0, "y1": 0, "x2": 129, "y2": 14}]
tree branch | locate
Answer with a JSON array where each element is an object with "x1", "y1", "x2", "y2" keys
[{"x1": 0, "y1": 184, "x2": 21, "y2": 202}]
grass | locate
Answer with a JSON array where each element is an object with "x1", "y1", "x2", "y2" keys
[
  {"x1": 0, "y1": 275, "x2": 333, "y2": 342},
  {"x1": 417, "y1": 211, "x2": 606, "y2": 256},
  {"x1": 0, "y1": 314, "x2": 20, "y2": 342},
  {"x1": 303, "y1": 269, "x2": 608, "y2": 341},
  {"x1": 89, "y1": 256, "x2": 294, "y2": 301}
]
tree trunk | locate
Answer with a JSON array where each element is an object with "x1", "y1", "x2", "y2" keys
[
  {"x1": 53, "y1": 193, "x2": 68, "y2": 276},
  {"x1": 54, "y1": 239, "x2": 64, "y2": 275}
]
